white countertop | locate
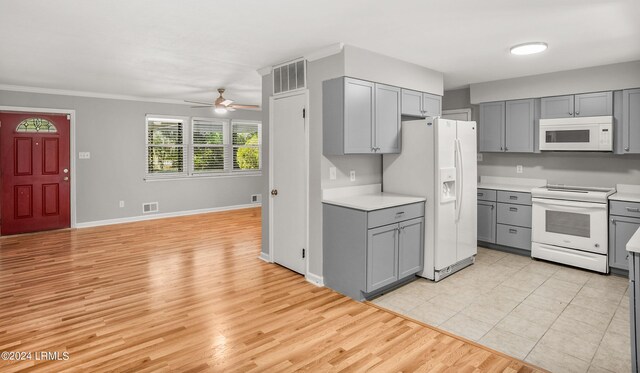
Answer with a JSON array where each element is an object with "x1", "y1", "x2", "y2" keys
[
  {"x1": 610, "y1": 184, "x2": 640, "y2": 203},
  {"x1": 322, "y1": 184, "x2": 425, "y2": 211},
  {"x1": 627, "y1": 226, "x2": 640, "y2": 254},
  {"x1": 477, "y1": 176, "x2": 547, "y2": 193}
]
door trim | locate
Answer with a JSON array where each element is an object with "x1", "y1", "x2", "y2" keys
[
  {"x1": 267, "y1": 90, "x2": 310, "y2": 277},
  {"x1": 0, "y1": 106, "x2": 77, "y2": 230},
  {"x1": 442, "y1": 108, "x2": 472, "y2": 121}
]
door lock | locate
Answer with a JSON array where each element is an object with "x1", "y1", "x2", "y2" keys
[
  {"x1": 63, "y1": 168, "x2": 69, "y2": 174},
  {"x1": 271, "y1": 189, "x2": 278, "y2": 196}
]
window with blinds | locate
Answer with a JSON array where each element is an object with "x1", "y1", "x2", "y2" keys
[
  {"x1": 145, "y1": 115, "x2": 261, "y2": 178},
  {"x1": 232, "y1": 121, "x2": 261, "y2": 172},
  {"x1": 192, "y1": 119, "x2": 226, "y2": 173},
  {"x1": 146, "y1": 117, "x2": 185, "y2": 174}
]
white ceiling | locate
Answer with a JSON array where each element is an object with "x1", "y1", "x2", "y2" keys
[{"x1": 1, "y1": 0, "x2": 639, "y2": 106}]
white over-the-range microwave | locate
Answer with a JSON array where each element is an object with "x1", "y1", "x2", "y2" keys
[{"x1": 538, "y1": 116, "x2": 613, "y2": 151}]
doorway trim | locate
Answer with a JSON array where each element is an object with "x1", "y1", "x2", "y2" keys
[
  {"x1": 442, "y1": 108, "x2": 472, "y2": 121},
  {"x1": 0, "y1": 106, "x2": 77, "y2": 230},
  {"x1": 267, "y1": 89, "x2": 310, "y2": 278}
]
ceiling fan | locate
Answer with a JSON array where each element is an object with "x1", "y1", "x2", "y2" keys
[{"x1": 185, "y1": 88, "x2": 260, "y2": 113}]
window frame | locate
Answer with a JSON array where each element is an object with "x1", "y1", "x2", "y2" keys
[{"x1": 145, "y1": 114, "x2": 262, "y2": 181}]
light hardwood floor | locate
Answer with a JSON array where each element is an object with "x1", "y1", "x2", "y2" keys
[{"x1": 0, "y1": 208, "x2": 545, "y2": 372}]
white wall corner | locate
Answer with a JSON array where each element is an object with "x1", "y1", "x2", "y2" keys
[
  {"x1": 257, "y1": 66, "x2": 272, "y2": 77},
  {"x1": 305, "y1": 272, "x2": 324, "y2": 287},
  {"x1": 258, "y1": 251, "x2": 272, "y2": 263},
  {"x1": 305, "y1": 42, "x2": 345, "y2": 62}
]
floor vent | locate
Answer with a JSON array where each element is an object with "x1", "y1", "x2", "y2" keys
[
  {"x1": 273, "y1": 58, "x2": 306, "y2": 95},
  {"x1": 251, "y1": 194, "x2": 262, "y2": 204},
  {"x1": 142, "y1": 202, "x2": 159, "y2": 214}
]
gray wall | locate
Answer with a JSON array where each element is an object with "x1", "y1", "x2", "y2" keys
[
  {"x1": 442, "y1": 87, "x2": 479, "y2": 123},
  {"x1": 470, "y1": 60, "x2": 640, "y2": 103},
  {"x1": 0, "y1": 90, "x2": 263, "y2": 224}
]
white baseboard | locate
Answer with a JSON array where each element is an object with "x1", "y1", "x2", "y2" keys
[
  {"x1": 75, "y1": 203, "x2": 261, "y2": 228},
  {"x1": 305, "y1": 272, "x2": 324, "y2": 287},
  {"x1": 258, "y1": 252, "x2": 272, "y2": 263}
]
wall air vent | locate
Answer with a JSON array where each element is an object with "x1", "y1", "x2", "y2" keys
[
  {"x1": 273, "y1": 58, "x2": 306, "y2": 95},
  {"x1": 142, "y1": 202, "x2": 159, "y2": 214},
  {"x1": 251, "y1": 194, "x2": 262, "y2": 204}
]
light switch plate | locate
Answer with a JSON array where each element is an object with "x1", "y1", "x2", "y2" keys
[
  {"x1": 329, "y1": 167, "x2": 337, "y2": 180},
  {"x1": 79, "y1": 152, "x2": 91, "y2": 159},
  {"x1": 477, "y1": 153, "x2": 483, "y2": 162}
]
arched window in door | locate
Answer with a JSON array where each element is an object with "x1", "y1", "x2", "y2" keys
[{"x1": 16, "y1": 118, "x2": 58, "y2": 133}]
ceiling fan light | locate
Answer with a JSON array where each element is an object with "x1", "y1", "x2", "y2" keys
[
  {"x1": 215, "y1": 107, "x2": 227, "y2": 114},
  {"x1": 510, "y1": 42, "x2": 548, "y2": 55}
]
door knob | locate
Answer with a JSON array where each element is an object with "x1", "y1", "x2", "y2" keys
[
  {"x1": 63, "y1": 176, "x2": 69, "y2": 181},
  {"x1": 271, "y1": 189, "x2": 278, "y2": 196},
  {"x1": 63, "y1": 168, "x2": 69, "y2": 174}
]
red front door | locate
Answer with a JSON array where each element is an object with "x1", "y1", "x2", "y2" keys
[{"x1": 0, "y1": 112, "x2": 71, "y2": 235}]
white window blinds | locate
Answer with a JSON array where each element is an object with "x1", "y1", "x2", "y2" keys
[
  {"x1": 146, "y1": 118, "x2": 185, "y2": 174},
  {"x1": 192, "y1": 119, "x2": 226, "y2": 173},
  {"x1": 232, "y1": 121, "x2": 261, "y2": 171}
]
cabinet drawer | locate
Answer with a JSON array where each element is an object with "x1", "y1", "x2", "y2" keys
[
  {"x1": 368, "y1": 203, "x2": 424, "y2": 229},
  {"x1": 497, "y1": 203, "x2": 532, "y2": 228},
  {"x1": 477, "y1": 188, "x2": 497, "y2": 202},
  {"x1": 496, "y1": 224, "x2": 532, "y2": 251},
  {"x1": 610, "y1": 200, "x2": 640, "y2": 218},
  {"x1": 497, "y1": 191, "x2": 532, "y2": 205}
]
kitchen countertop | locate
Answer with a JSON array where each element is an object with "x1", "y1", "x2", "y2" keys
[
  {"x1": 322, "y1": 184, "x2": 425, "y2": 211},
  {"x1": 610, "y1": 184, "x2": 640, "y2": 203},
  {"x1": 627, "y1": 226, "x2": 640, "y2": 254},
  {"x1": 477, "y1": 176, "x2": 547, "y2": 193}
]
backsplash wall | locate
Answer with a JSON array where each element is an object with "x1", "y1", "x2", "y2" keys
[{"x1": 479, "y1": 152, "x2": 640, "y2": 188}]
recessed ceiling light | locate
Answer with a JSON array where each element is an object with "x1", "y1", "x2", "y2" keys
[{"x1": 510, "y1": 42, "x2": 548, "y2": 56}]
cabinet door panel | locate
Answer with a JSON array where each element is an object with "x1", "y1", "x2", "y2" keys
[
  {"x1": 401, "y1": 89, "x2": 424, "y2": 117},
  {"x1": 422, "y1": 93, "x2": 442, "y2": 117},
  {"x1": 478, "y1": 202, "x2": 496, "y2": 243},
  {"x1": 623, "y1": 88, "x2": 640, "y2": 154},
  {"x1": 541, "y1": 95, "x2": 574, "y2": 119},
  {"x1": 610, "y1": 216, "x2": 640, "y2": 270},
  {"x1": 575, "y1": 91, "x2": 612, "y2": 117},
  {"x1": 344, "y1": 78, "x2": 375, "y2": 154},
  {"x1": 479, "y1": 102, "x2": 505, "y2": 152},
  {"x1": 505, "y1": 99, "x2": 535, "y2": 152},
  {"x1": 375, "y1": 83, "x2": 401, "y2": 153},
  {"x1": 366, "y1": 224, "x2": 398, "y2": 292},
  {"x1": 398, "y1": 218, "x2": 424, "y2": 278}
]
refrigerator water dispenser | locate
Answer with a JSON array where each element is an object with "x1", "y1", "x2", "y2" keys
[{"x1": 440, "y1": 167, "x2": 456, "y2": 203}]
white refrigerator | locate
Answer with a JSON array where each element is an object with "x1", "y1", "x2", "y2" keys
[{"x1": 383, "y1": 118, "x2": 477, "y2": 281}]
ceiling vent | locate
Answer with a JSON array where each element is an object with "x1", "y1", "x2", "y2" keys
[{"x1": 273, "y1": 58, "x2": 306, "y2": 95}]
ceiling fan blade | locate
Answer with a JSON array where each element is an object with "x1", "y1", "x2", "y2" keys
[
  {"x1": 221, "y1": 99, "x2": 234, "y2": 106},
  {"x1": 229, "y1": 104, "x2": 260, "y2": 110},
  {"x1": 227, "y1": 107, "x2": 237, "y2": 112},
  {"x1": 184, "y1": 100, "x2": 213, "y2": 105},
  {"x1": 190, "y1": 105, "x2": 214, "y2": 108}
]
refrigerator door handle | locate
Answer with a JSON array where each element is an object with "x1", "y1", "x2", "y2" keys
[{"x1": 455, "y1": 138, "x2": 464, "y2": 223}]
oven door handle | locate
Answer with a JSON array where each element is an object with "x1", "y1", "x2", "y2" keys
[{"x1": 532, "y1": 198, "x2": 606, "y2": 211}]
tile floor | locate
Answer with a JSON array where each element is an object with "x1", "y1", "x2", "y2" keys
[{"x1": 371, "y1": 247, "x2": 631, "y2": 373}]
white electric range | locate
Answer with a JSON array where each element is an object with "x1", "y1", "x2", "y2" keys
[{"x1": 531, "y1": 184, "x2": 615, "y2": 273}]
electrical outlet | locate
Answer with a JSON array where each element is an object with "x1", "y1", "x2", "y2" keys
[
  {"x1": 516, "y1": 165, "x2": 523, "y2": 174},
  {"x1": 477, "y1": 153, "x2": 483, "y2": 162},
  {"x1": 119, "y1": 201, "x2": 125, "y2": 208},
  {"x1": 350, "y1": 170, "x2": 356, "y2": 182},
  {"x1": 329, "y1": 167, "x2": 337, "y2": 180}
]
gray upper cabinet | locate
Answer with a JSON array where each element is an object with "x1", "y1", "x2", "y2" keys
[
  {"x1": 323, "y1": 77, "x2": 401, "y2": 155},
  {"x1": 367, "y1": 224, "x2": 399, "y2": 292},
  {"x1": 375, "y1": 84, "x2": 401, "y2": 153},
  {"x1": 575, "y1": 91, "x2": 613, "y2": 117},
  {"x1": 401, "y1": 89, "x2": 423, "y2": 117},
  {"x1": 621, "y1": 88, "x2": 640, "y2": 154},
  {"x1": 505, "y1": 99, "x2": 535, "y2": 152},
  {"x1": 344, "y1": 78, "x2": 375, "y2": 154},
  {"x1": 400, "y1": 89, "x2": 441, "y2": 118},
  {"x1": 479, "y1": 101, "x2": 505, "y2": 152},
  {"x1": 541, "y1": 92, "x2": 612, "y2": 119},
  {"x1": 422, "y1": 93, "x2": 442, "y2": 117},
  {"x1": 398, "y1": 218, "x2": 424, "y2": 279},
  {"x1": 541, "y1": 95, "x2": 574, "y2": 119}
]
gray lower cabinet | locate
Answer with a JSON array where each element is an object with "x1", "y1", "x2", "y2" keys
[
  {"x1": 610, "y1": 201, "x2": 640, "y2": 271},
  {"x1": 477, "y1": 189, "x2": 533, "y2": 252},
  {"x1": 479, "y1": 99, "x2": 537, "y2": 153},
  {"x1": 629, "y1": 251, "x2": 640, "y2": 373},
  {"x1": 324, "y1": 202, "x2": 425, "y2": 300},
  {"x1": 541, "y1": 92, "x2": 612, "y2": 119},
  {"x1": 400, "y1": 89, "x2": 442, "y2": 118},
  {"x1": 323, "y1": 77, "x2": 400, "y2": 155}
]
